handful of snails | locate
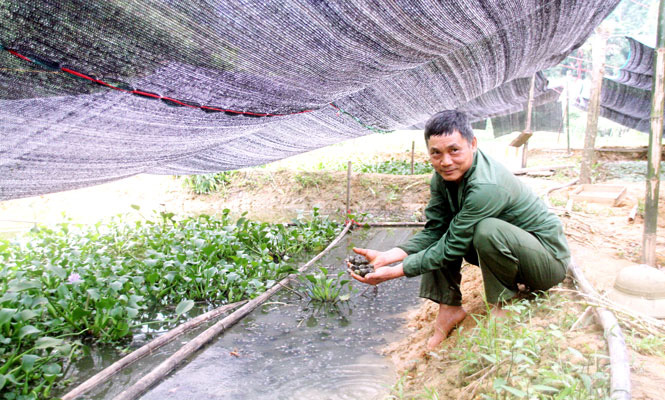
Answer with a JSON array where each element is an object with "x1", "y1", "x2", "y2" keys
[{"x1": 346, "y1": 254, "x2": 374, "y2": 277}]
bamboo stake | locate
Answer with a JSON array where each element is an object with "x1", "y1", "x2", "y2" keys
[
  {"x1": 62, "y1": 300, "x2": 247, "y2": 400},
  {"x1": 566, "y1": 74, "x2": 571, "y2": 154},
  {"x1": 569, "y1": 306, "x2": 594, "y2": 332},
  {"x1": 568, "y1": 260, "x2": 631, "y2": 400},
  {"x1": 643, "y1": 0, "x2": 665, "y2": 267},
  {"x1": 543, "y1": 178, "x2": 579, "y2": 208},
  {"x1": 410, "y1": 141, "x2": 415, "y2": 175},
  {"x1": 521, "y1": 74, "x2": 536, "y2": 169},
  {"x1": 346, "y1": 161, "x2": 352, "y2": 216},
  {"x1": 113, "y1": 222, "x2": 352, "y2": 400},
  {"x1": 627, "y1": 205, "x2": 638, "y2": 223},
  {"x1": 364, "y1": 222, "x2": 426, "y2": 227},
  {"x1": 552, "y1": 287, "x2": 665, "y2": 337}
]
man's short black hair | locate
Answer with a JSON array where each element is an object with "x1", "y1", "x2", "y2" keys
[{"x1": 424, "y1": 110, "x2": 474, "y2": 143}]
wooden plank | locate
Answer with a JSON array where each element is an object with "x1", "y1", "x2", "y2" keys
[
  {"x1": 512, "y1": 163, "x2": 574, "y2": 175},
  {"x1": 570, "y1": 184, "x2": 626, "y2": 206},
  {"x1": 509, "y1": 130, "x2": 533, "y2": 147}
]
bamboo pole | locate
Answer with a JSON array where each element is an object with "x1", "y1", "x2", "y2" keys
[
  {"x1": 544, "y1": 178, "x2": 579, "y2": 208},
  {"x1": 580, "y1": 29, "x2": 608, "y2": 184},
  {"x1": 512, "y1": 164, "x2": 575, "y2": 175},
  {"x1": 521, "y1": 74, "x2": 536, "y2": 168},
  {"x1": 643, "y1": 0, "x2": 665, "y2": 267},
  {"x1": 568, "y1": 260, "x2": 631, "y2": 400},
  {"x1": 346, "y1": 161, "x2": 352, "y2": 216},
  {"x1": 628, "y1": 205, "x2": 639, "y2": 223},
  {"x1": 62, "y1": 300, "x2": 246, "y2": 400},
  {"x1": 566, "y1": 74, "x2": 571, "y2": 154},
  {"x1": 113, "y1": 222, "x2": 352, "y2": 400},
  {"x1": 364, "y1": 221, "x2": 425, "y2": 227},
  {"x1": 410, "y1": 141, "x2": 415, "y2": 174}
]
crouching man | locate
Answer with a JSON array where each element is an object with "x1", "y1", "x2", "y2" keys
[{"x1": 350, "y1": 110, "x2": 570, "y2": 349}]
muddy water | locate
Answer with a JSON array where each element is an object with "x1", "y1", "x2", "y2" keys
[{"x1": 84, "y1": 228, "x2": 423, "y2": 399}]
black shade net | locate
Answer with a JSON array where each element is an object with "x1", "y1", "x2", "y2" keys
[
  {"x1": 471, "y1": 119, "x2": 488, "y2": 130},
  {"x1": 491, "y1": 101, "x2": 564, "y2": 138},
  {"x1": 576, "y1": 37, "x2": 664, "y2": 136},
  {"x1": 0, "y1": 1, "x2": 619, "y2": 200},
  {"x1": 460, "y1": 72, "x2": 560, "y2": 122}
]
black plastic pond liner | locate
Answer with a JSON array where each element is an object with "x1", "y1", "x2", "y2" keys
[
  {"x1": 61, "y1": 301, "x2": 246, "y2": 400},
  {"x1": 110, "y1": 222, "x2": 352, "y2": 400}
]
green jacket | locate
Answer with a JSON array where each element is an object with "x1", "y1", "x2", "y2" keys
[{"x1": 398, "y1": 148, "x2": 570, "y2": 277}]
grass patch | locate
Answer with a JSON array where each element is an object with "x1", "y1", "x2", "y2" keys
[
  {"x1": 179, "y1": 171, "x2": 238, "y2": 195},
  {"x1": 354, "y1": 159, "x2": 433, "y2": 175},
  {"x1": 391, "y1": 291, "x2": 610, "y2": 400},
  {"x1": 293, "y1": 172, "x2": 334, "y2": 192},
  {"x1": 626, "y1": 330, "x2": 665, "y2": 358}
]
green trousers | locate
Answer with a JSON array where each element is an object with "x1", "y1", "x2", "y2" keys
[{"x1": 419, "y1": 218, "x2": 568, "y2": 305}]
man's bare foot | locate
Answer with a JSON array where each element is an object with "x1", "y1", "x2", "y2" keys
[
  {"x1": 427, "y1": 304, "x2": 467, "y2": 350},
  {"x1": 490, "y1": 304, "x2": 510, "y2": 318}
]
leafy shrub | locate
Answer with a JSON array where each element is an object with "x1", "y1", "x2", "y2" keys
[
  {"x1": 0, "y1": 208, "x2": 339, "y2": 398},
  {"x1": 180, "y1": 171, "x2": 237, "y2": 194}
]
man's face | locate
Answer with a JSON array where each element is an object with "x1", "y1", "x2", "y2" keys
[{"x1": 426, "y1": 130, "x2": 477, "y2": 183}]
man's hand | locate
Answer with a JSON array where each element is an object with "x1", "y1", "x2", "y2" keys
[
  {"x1": 351, "y1": 247, "x2": 407, "y2": 269},
  {"x1": 349, "y1": 264, "x2": 405, "y2": 285}
]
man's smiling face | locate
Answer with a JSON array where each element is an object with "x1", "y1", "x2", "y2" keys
[{"x1": 426, "y1": 130, "x2": 477, "y2": 183}]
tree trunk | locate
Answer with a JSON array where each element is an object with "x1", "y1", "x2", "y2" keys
[{"x1": 579, "y1": 30, "x2": 608, "y2": 184}]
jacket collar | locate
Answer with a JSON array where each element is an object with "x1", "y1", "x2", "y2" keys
[{"x1": 461, "y1": 148, "x2": 480, "y2": 183}]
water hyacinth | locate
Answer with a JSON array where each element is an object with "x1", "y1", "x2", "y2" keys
[
  {"x1": 67, "y1": 272, "x2": 82, "y2": 284},
  {"x1": 0, "y1": 208, "x2": 340, "y2": 399}
]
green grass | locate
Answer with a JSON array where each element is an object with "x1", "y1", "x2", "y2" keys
[
  {"x1": 354, "y1": 159, "x2": 433, "y2": 175},
  {"x1": 626, "y1": 330, "x2": 665, "y2": 358},
  {"x1": 179, "y1": 171, "x2": 238, "y2": 194},
  {"x1": 390, "y1": 292, "x2": 611, "y2": 400},
  {"x1": 293, "y1": 172, "x2": 333, "y2": 191}
]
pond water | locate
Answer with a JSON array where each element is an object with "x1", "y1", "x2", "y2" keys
[{"x1": 78, "y1": 228, "x2": 423, "y2": 399}]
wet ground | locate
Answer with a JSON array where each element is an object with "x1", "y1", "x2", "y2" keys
[{"x1": 599, "y1": 160, "x2": 665, "y2": 182}]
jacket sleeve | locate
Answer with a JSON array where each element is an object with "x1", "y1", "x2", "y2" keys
[
  {"x1": 396, "y1": 174, "x2": 451, "y2": 255},
  {"x1": 402, "y1": 183, "x2": 510, "y2": 277}
]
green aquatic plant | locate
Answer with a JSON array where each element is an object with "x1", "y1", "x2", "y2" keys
[{"x1": 299, "y1": 266, "x2": 352, "y2": 303}]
